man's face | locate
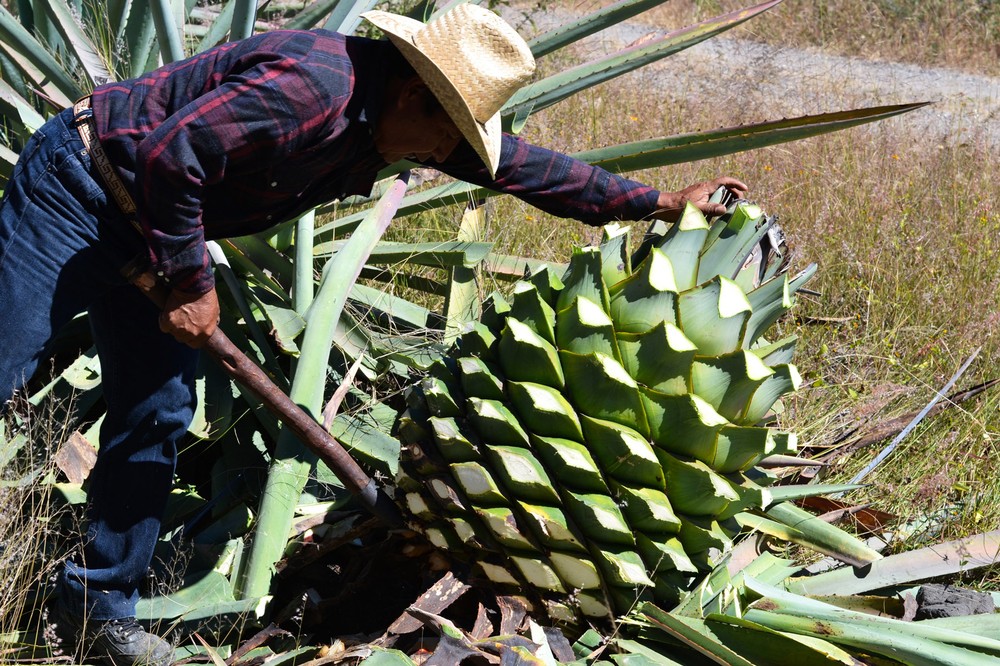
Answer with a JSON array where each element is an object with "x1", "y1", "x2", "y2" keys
[{"x1": 374, "y1": 79, "x2": 463, "y2": 165}]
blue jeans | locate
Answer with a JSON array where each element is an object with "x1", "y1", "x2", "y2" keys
[{"x1": 0, "y1": 108, "x2": 198, "y2": 620}]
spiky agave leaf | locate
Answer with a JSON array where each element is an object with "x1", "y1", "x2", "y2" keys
[{"x1": 397, "y1": 195, "x2": 865, "y2": 623}]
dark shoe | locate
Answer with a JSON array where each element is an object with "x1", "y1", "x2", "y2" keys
[
  {"x1": 86, "y1": 617, "x2": 173, "y2": 666},
  {"x1": 53, "y1": 594, "x2": 172, "y2": 666}
]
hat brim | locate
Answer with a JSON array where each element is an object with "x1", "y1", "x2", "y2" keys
[{"x1": 362, "y1": 10, "x2": 501, "y2": 178}]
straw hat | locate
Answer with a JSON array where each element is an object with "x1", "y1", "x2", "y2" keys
[{"x1": 362, "y1": 4, "x2": 535, "y2": 178}]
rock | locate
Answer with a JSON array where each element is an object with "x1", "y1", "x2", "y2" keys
[{"x1": 915, "y1": 584, "x2": 995, "y2": 620}]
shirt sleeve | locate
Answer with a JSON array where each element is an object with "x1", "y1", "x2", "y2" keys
[
  {"x1": 433, "y1": 133, "x2": 662, "y2": 226},
  {"x1": 134, "y1": 53, "x2": 350, "y2": 294}
]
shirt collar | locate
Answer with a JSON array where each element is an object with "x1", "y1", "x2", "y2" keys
[{"x1": 343, "y1": 36, "x2": 395, "y2": 132}]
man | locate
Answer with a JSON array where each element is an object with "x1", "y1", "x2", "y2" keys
[{"x1": 0, "y1": 4, "x2": 746, "y2": 665}]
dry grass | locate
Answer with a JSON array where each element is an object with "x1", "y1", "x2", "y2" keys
[
  {"x1": 645, "y1": 0, "x2": 1000, "y2": 77},
  {"x1": 470, "y1": 0, "x2": 1000, "y2": 552}
]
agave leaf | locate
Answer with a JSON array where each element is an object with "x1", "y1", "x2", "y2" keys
[
  {"x1": 703, "y1": 614, "x2": 858, "y2": 665},
  {"x1": 765, "y1": 484, "x2": 863, "y2": 502},
  {"x1": 677, "y1": 276, "x2": 752, "y2": 356},
  {"x1": 350, "y1": 283, "x2": 431, "y2": 330},
  {"x1": 225, "y1": 236, "x2": 292, "y2": 289},
  {"x1": 743, "y1": 364, "x2": 801, "y2": 424},
  {"x1": 555, "y1": 295, "x2": 620, "y2": 360},
  {"x1": 580, "y1": 415, "x2": 664, "y2": 490},
  {"x1": 315, "y1": 240, "x2": 493, "y2": 269},
  {"x1": 38, "y1": 0, "x2": 114, "y2": 87},
  {"x1": 528, "y1": 265, "x2": 565, "y2": 304},
  {"x1": 740, "y1": 501, "x2": 882, "y2": 568},
  {"x1": 0, "y1": 144, "x2": 17, "y2": 180},
  {"x1": 0, "y1": 77, "x2": 45, "y2": 134},
  {"x1": 195, "y1": 0, "x2": 237, "y2": 52},
  {"x1": 467, "y1": 398, "x2": 530, "y2": 448},
  {"x1": 317, "y1": 105, "x2": 928, "y2": 235},
  {"x1": 697, "y1": 203, "x2": 769, "y2": 284},
  {"x1": 358, "y1": 649, "x2": 419, "y2": 666},
  {"x1": 561, "y1": 350, "x2": 649, "y2": 436},
  {"x1": 562, "y1": 490, "x2": 635, "y2": 546},
  {"x1": 283, "y1": 0, "x2": 346, "y2": 31},
  {"x1": 576, "y1": 103, "x2": 931, "y2": 173},
  {"x1": 557, "y1": 246, "x2": 611, "y2": 314},
  {"x1": 614, "y1": 482, "x2": 681, "y2": 534},
  {"x1": 744, "y1": 264, "x2": 817, "y2": 346},
  {"x1": 228, "y1": 0, "x2": 258, "y2": 41},
  {"x1": 743, "y1": 577, "x2": 1000, "y2": 663},
  {"x1": 919, "y1": 615, "x2": 1000, "y2": 641},
  {"x1": 655, "y1": 205, "x2": 710, "y2": 291},
  {"x1": 0, "y1": 4, "x2": 78, "y2": 106},
  {"x1": 526, "y1": 0, "x2": 673, "y2": 59},
  {"x1": 617, "y1": 322, "x2": 697, "y2": 396},
  {"x1": 477, "y1": 506, "x2": 538, "y2": 551},
  {"x1": 444, "y1": 204, "x2": 486, "y2": 343},
  {"x1": 511, "y1": 555, "x2": 565, "y2": 593},
  {"x1": 658, "y1": 454, "x2": 739, "y2": 516},
  {"x1": 456, "y1": 356, "x2": 505, "y2": 401},
  {"x1": 638, "y1": 603, "x2": 757, "y2": 666},
  {"x1": 503, "y1": 0, "x2": 783, "y2": 121},
  {"x1": 790, "y1": 530, "x2": 1000, "y2": 597},
  {"x1": 509, "y1": 282, "x2": 557, "y2": 344},
  {"x1": 599, "y1": 547, "x2": 655, "y2": 588},
  {"x1": 707, "y1": 426, "x2": 774, "y2": 473},
  {"x1": 451, "y1": 461, "x2": 507, "y2": 505},
  {"x1": 691, "y1": 351, "x2": 774, "y2": 423},
  {"x1": 519, "y1": 502, "x2": 589, "y2": 554},
  {"x1": 499, "y1": 318, "x2": 565, "y2": 388},
  {"x1": 608, "y1": 248, "x2": 679, "y2": 335},
  {"x1": 642, "y1": 391, "x2": 728, "y2": 463},
  {"x1": 549, "y1": 551, "x2": 601, "y2": 588},
  {"x1": 636, "y1": 534, "x2": 697, "y2": 574},
  {"x1": 507, "y1": 382, "x2": 583, "y2": 441},
  {"x1": 532, "y1": 434, "x2": 606, "y2": 493},
  {"x1": 323, "y1": 0, "x2": 380, "y2": 33},
  {"x1": 488, "y1": 445, "x2": 560, "y2": 504},
  {"x1": 149, "y1": 0, "x2": 184, "y2": 63},
  {"x1": 237, "y1": 174, "x2": 408, "y2": 601},
  {"x1": 600, "y1": 223, "x2": 632, "y2": 286}
]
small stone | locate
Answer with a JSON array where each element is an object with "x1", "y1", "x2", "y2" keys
[{"x1": 915, "y1": 584, "x2": 995, "y2": 619}]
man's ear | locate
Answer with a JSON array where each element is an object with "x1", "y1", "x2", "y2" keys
[{"x1": 396, "y1": 76, "x2": 429, "y2": 110}]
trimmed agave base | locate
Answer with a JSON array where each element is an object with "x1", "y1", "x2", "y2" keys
[{"x1": 397, "y1": 194, "x2": 818, "y2": 623}]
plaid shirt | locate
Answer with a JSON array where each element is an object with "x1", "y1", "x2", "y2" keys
[{"x1": 92, "y1": 31, "x2": 661, "y2": 294}]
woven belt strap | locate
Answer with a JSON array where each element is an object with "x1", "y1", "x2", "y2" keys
[{"x1": 73, "y1": 96, "x2": 137, "y2": 217}]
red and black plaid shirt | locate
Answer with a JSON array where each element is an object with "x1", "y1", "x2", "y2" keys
[{"x1": 93, "y1": 30, "x2": 660, "y2": 294}]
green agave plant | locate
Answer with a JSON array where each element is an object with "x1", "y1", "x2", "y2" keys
[
  {"x1": 0, "y1": 0, "x2": 945, "y2": 661},
  {"x1": 395, "y1": 194, "x2": 883, "y2": 623}
]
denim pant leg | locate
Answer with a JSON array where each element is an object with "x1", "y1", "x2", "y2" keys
[
  {"x1": 0, "y1": 109, "x2": 197, "y2": 620},
  {"x1": 0, "y1": 109, "x2": 134, "y2": 399},
  {"x1": 63, "y1": 285, "x2": 197, "y2": 621}
]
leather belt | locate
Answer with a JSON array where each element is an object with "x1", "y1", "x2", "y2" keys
[{"x1": 73, "y1": 96, "x2": 140, "y2": 225}]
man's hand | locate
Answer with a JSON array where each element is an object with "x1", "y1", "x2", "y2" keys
[
  {"x1": 654, "y1": 177, "x2": 749, "y2": 223},
  {"x1": 160, "y1": 288, "x2": 220, "y2": 348}
]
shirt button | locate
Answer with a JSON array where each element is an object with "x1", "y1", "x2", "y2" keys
[
  {"x1": 266, "y1": 215, "x2": 273, "y2": 221},
  {"x1": 270, "y1": 181, "x2": 278, "y2": 187},
  {"x1": 156, "y1": 271, "x2": 164, "y2": 277}
]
